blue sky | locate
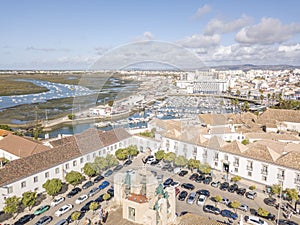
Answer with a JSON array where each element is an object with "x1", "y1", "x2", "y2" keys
[{"x1": 1, "y1": 0, "x2": 300, "y2": 69}]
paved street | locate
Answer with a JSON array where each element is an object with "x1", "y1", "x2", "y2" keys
[{"x1": 5, "y1": 152, "x2": 300, "y2": 225}]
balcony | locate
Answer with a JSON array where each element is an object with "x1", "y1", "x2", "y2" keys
[
  {"x1": 294, "y1": 179, "x2": 300, "y2": 185},
  {"x1": 277, "y1": 174, "x2": 285, "y2": 180},
  {"x1": 261, "y1": 170, "x2": 268, "y2": 175},
  {"x1": 246, "y1": 166, "x2": 253, "y2": 171}
]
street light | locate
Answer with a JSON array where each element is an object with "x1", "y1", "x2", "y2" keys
[{"x1": 276, "y1": 180, "x2": 283, "y2": 225}]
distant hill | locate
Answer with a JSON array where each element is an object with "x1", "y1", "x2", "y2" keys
[{"x1": 211, "y1": 64, "x2": 299, "y2": 71}]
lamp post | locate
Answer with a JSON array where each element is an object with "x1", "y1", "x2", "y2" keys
[{"x1": 276, "y1": 180, "x2": 283, "y2": 225}]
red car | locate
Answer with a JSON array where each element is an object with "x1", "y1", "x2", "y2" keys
[{"x1": 175, "y1": 187, "x2": 180, "y2": 196}]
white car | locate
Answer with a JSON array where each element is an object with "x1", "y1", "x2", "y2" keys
[
  {"x1": 222, "y1": 197, "x2": 230, "y2": 205},
  {"x1": 245, "y1": 216, "x2": 268, "y2": 225},
  {"x1": 197, "y1": 194, "x2": 206, "y2": 206},
  {"x1": 51, "y1": 196, "x2": 65, "y2": 207},
  {"x1": 75, "y1": 194, "x2": 88, "y2": 204},
  {"x1": 238, "y1": 203, "x2": 248, "y2": 212},
  {"x1": 55, "y1": 204, "x2": 73, "y2": 217}
]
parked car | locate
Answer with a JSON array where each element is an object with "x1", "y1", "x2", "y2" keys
[
  {"x1": 80, "y1": 200, "x2": 94, "y2": 212},
  {"x1": 14, "y1": 214, "x2": 35, "y2": 225},
  {"x1": 178, "y1": 170, "x2": 188, "y2": 177},
  {"x1": 181, "y1": 183, "x2": 195, "y2": 190},
  {"x1": 211, "y1": 181, "x2": 220, "y2": 188},
  {"x1": 54, "y1": 219, "x2": 68, "y2": 225},
  {"x1": 163, "y1": 178, "x2": 174, "y2": 187},
  {"x1": 94, "y1": 175, "x2": 104, "y2": 183},
  {"x1": 264, "y1": 197, "x2": 277, "y2": 207},
  {"x1": 236, "y1": 188, "x2": 246, "y2": 195},
  {"x1": 107, "y1": 186, "x2": 114, "y2": 197},
  {"x1": 113, "y1": 164, "x2": 123, "y2": 171},
  {"x1": 51, "y1": 196, "x2": 65, "y2": 207},
  {"x1": 150, "y1": 160, "x2": 160, "y2": 165},
  {"x1": 245, "y1": 215, "x2": 269, "y2": 225},
  {"x1": 178, "y1": 191, "x2": 188, "y2": 201},
  {"x1": 55, "y1": 204, "x2": 73, "y2": 217},
  {"x1": 195, "y1": 174, "x2": 205, "y2": 183},
  {"x1": 220, "y1": 182, "x2": 229, "y2": 190},
  {"x1": 197, "y1": 194, "x2": 207, "y2": 206},
  {"x1": 170, "y1": 181, "x2": 180, "y2": 187},
  {"x1": 203, "y1": 176, "x2": 212, "y2": 184},
  {"x1": 175, "y1": 187, "x2": 180, "y2": 196},
  {"x1": 162, "y1": 164, "x2": 171, "y2": 171},
  {"x1": 67, "y1": 187, "x2": 81, "y2": 198},
  {"x1": 221, "y1": 197, "x2": 230, "y2": 205},
  {"x1": 189, "y1": 173, "x2": 199, "y2": 181},
  {"x1": 75, "y1": 194, "x2": 89, "y2": 204},
  {"x1": 88, "y1": 187, "x2": 100, "y2": 197},
  {"x1": 34, "y1": 205, "x2": 50, "y2": 216},
  {"x1": 174, "y1": 167, "x2": 181, "y2": 174},
  {"x1": 187, "y1": 192, "x2": 197, "y2": 204},
  {"x1": 228, "y1": 183, "x2": 238, "y2": 193},
  {"x1": 82, "y1": 180, "x2": 94, "y2": 189},
  {"x1": 203, "y1": 205, "x2": 221, "y2": 215},
  {"x1": 66, "y1": 211, "x2": 85, "y2": 223},
  {"x1": 238, "y1": 203, "x2": 249, "y2": 212},
  {"x1": 99, "y1": 180, "x2": 110, "y2": 190},
  {"x1": 246, "y1": 191, "x2": 257, "y2": 200},
  {"x1": 95, "y1": 194, "x2": 104, "y2": 203},
  {"x1": 34, "y1": 216, "x2": 53, "y2": 225},
  {"x1": 123, "y1": 159, "x2": 132, "y2": 166},
  {"x1": 221, "y1": 209, "x2": 238, "y2": 220},
  {"x1": 276, "y1": 219, "x2": 298, "y2": 225},
  {"x1": 104, "y1": 169, "x2": 113, "y2": 177},
  {"x1": 253, "y1": 209, "x2": 276, "y2": 221},
  {"x1": 196, "y1": 189, "x2": 210, "y2": 197},
  {"x1": 145, "y1": 155, "x2": 155, "y2": 163}
]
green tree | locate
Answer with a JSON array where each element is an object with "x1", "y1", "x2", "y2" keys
[
  {"x1": 89, "y1": 201, "x2": 99, "y2": 214},
  {"x1": 0, "y1": 124, "x2": 12, "y2": 131},
  {"x1": 236, "y1": 89, "x2": 241, "y2": 97},
  {"x1": 115, "y1": 148, "x2": 128, "y2": 160},
  {"x1": 174, "y1": 155, "x2": 188, "y2": 167},
  {"x1": 258, "y1": 207, "x2": 269, "y2": 217},
  {"x1": 249, "y1": 185, "x2": 256, "y2": 190},
  {"x1": 199, "y1": 163, "x2": 212, "y2": 174},
  {"x1": 188, "y1": 159, "x2": 200, "y2": 170},
  {"x1": 107, "y1": 100, "x2": 114, "y2": 107},
  {"x1": 230, "y1": 200, "x2": 241, "y2": 213},
  {"x1": 231, "y1": 175, "x2": 241, "y2": 183},
  {"x1": 22, "y1": 191, "x2": 37, "y2": 211},
  {"x1": 103, "y1": 193, "x2": 111, "y2": 201},
  {"x1": 42, "y1": 178, "x2": 62, "y2": 197},
  {"x1": 3, "y1": 196, "x2": 20, "y2": 218},
  {"x1": 83, "y1": 163, "x2": 97, "y2": 179},
  {"x1": 214, "y1": 195, "x2": 222, "y2": 207},
  {"x1": 106, "y1": 154, "x2": 119, "y2": 168},
  {"x1": 271, "y1": 184, "x2": 282, "y2": 196},
  {"x1": 260, "y1": 94, "x2": 264, "y2": 104},
  {"x1": 248, "y1": 90, "x2": 251, "y2": 99},
  {"x1": 71, "y1": 211, "x2": 81, "y2": 225},
  {"x1": 163, "y1": 152, "x2": 176, "y2": 163},
  {"x1": 93, "y1": 156, "x2": 108, "y2": 172},
  {"x1": 68, "y1": 114, "x2": 75, "y2": 120},
  {"x1": 242, "y1": 101, "x2": 250, "y2": 112},
  {"x1": 127, "y1": 145, "x2": 139, "y2": 157},
  {"x1": 155, "y1": 150, "x2": 165, "y2": 160},
  {"x1": 241, "y1": 139, "x2": 249, "y2": 145},
  {"x1": 65, "y1": 171, "x2": 84, "y2": 187},
  {"x1": 284, "y1": 188, "x2": 299, "y2": 202}
]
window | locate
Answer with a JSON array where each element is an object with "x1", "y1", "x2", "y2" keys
[
  {"x1": 21, "y1": 181, "x2": 26, "y2": 188},
  {"x1": 80, "y1": 158, "x2": 84, "y2": 164},
  {"x1": 7, "y1": 186, "x2": 13, "y2": 194},
  {"x1": 65, "y1": 163, "x2": 69, "y2": 170},
  {"x1": 203, "y1": 149, "x2": 207, "y2": 158},
  {"x1": 87, "y1": 155, "x2": 90, "y2": 161},
  {"x1": 55, "y1": 168, "x2": 60, "y2": 174},
  {"x1": 214, "y1": 162, "x2": 218, "y2": 167},
  {"x1": 234, "y1": 168, "x2": 238, "y2": 173},
  {"x1": 128, "y1": 207, "x2": 135, "y2": 221},
  {"x1": 103, "y1": 149, "x2": 106, "y2": 155},
  {"x1": 224, "y1": 155, "x2": 228, "y2": 160},
  {"x1": 193, "y1": 146, "x2": 197, "y2": 155},
  {"x1": 45, "y1": 172, "x2": 49, "y2": 178},
  {"x1": 214, "y1": 152, "x2": 219, "y2": 161},
  {"x1": 98, "y1": 151, "x2": 101, "y2": 156},
  {"x1": 34, "y1": 176, "x2": 38, "y2": 183},
  {"x1": 93, "y1": 153, "x2": 96, "y2": 159},
  {"x1": 119, "y1": 142, "x2": 122, "y2": 148},
  {"x1": 73, "y1": 160, "x2": 77, "y2": 167},
  {"x1": 295, "y1": 173, "x2": 300, "y2": 184},
  {"x1": 262, "y1": 176, "x2": 267, "y2": 181},
  {"x1": 110, "y1": 146, "x2": 113, "y2": 151},
  {"x1": 248, "y1": 171, "x2": 252, "y2": 177},
  {"x1": 277, "y1": 169, "x2": 285, "y2": 180},
  {"x1": 234, "y1": 157, "x2": 239, "y2": 167},
  {"x1": 247, "y1": 161, "x2": 253, "y2": 171},
  {"x1": 261, "y1": 165, "x2": 268, "y2": 175},
  {"x1": 174, "y1": 142, "x2": 178, "y2": 151},
  {"x1": 166, "y1": 140, "x2": 170, "y2": 148},
  {"x1": 114, "y1": 144, "x2": 117, "y2": 149}
]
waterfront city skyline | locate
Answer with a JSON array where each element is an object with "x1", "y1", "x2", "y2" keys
[{"x1": 1, "y1": 0, "x2": 300, "y2": 69}]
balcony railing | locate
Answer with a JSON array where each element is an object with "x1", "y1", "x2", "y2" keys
[
  {"x1": 246, "y1": 166, "x2": 253, "y2": 171},
  {"x1": 277, "y1": 174, "x2": 285, "y2": 180},
  {"x1": 261, "y1": 169, "x2": 268, "y2": 175}
]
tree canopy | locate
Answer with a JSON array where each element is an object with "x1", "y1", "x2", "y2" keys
[
  {"x1": 174, "y1": 155, "x2": 188, "y2": 167},
  {"x1": 65, "y1": 171, "x2": 84, "y2": 187},
  {"x1": 22, "y1": 191, "x2": 37, "y2": 211},
  {"x1": 71, "y1": 211, "x2": 81, "y2": 222},
  {"x1": 155, "y1": 150, "x2": 165, "y2": 160},
  {"x1": 231, "y1": 175, "x2": 242, "y2": 183},
  {"x1": 284, "y1": 188, "x2": 299, "y2": 201},
  {"x1": 188, "y1": 159, "x2": 200, "y2": 170},
  {"x1": 3, "y1": 196, "x2": 20, "y2": 216},
  {"x1": 106, "y1": 154, "x2": 119, "y2": 168},
  {"x1": 258, "y1": 207, "x2": 269, "y2": 217},
  {"x1": 115, "y1": 145, "x2": 139, "y2": 160},
  {"x1": 83, "y1": 163, "x2": 97, "y2": 178},
  {"x1": 42, "y1": 178, "x2": 62, "y2": 197},
  {"x1": 89, "y1": 201, "x2": 99, "y2": 211},
  {"x1": 199, "y1": 163, "x2": 212, "y2": 174},
  {"x1": 163, "y1": 152, "x2": 176, "y2": 163},
  {"x1": 93, "y1": 156, "x2": 108, "y2": 172},
  {"x1": 271, "y1": 184, "x2": 282, "y2": 195},
  {"x1": 214, "y1": 195, "x2": 222, "y2": 207},
  {"x1": 230, "y1": 200, "x2": 241, "y2": 212}
]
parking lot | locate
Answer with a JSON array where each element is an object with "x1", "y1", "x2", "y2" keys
[{"x1": 6, "y1": 153, "x2": 300, "y2": 225}]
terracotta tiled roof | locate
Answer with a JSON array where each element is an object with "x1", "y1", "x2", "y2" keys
[
  {"x1": 276, "y1": 151, "x2": 300, "y2": 170},
  {"x1": 0, "y1": 129, "x2": 12, "y2": 137},
  {"x1": 199, "y1": 114, "x2": 228, "y2": 126},
  {"x1": 258, "y1": 108, "x2": 300, "y2": 123},
  {"x1": 245, "y1": 132, "x2": 300, "y2": 142},
  {"x1": 0, "y1": 134, "x2": 50, "y2": 158},
  {"x1": 127, "y1": 193, "x2": 148, "y2": 203},
  {"x1": 0, "y1": 128, "x2": 131, "y2": 186}
]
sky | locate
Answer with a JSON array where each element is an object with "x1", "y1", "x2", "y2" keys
[{"x1": 1, "y1": 0, "x2": 300, "y2": 69}]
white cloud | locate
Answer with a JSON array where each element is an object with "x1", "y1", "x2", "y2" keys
[
  {"x1": 278, "y1": 43, "x2": 300, "y2": 52},
  {"x1": 235, "y1": 17, "x2": 300, "y2": 45},
  {"x1": 204, "y1": 15, "x2": 252, "y2": 35},
  {"x1": 134, "y1": 31, "x2": 155, "y2": 42},
  {"x1": 194, "y1": 4, "x2": 211, "y2": 19},
  {"x1": 177, "y1": 34, "x2": 220, "y2": 48}
]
